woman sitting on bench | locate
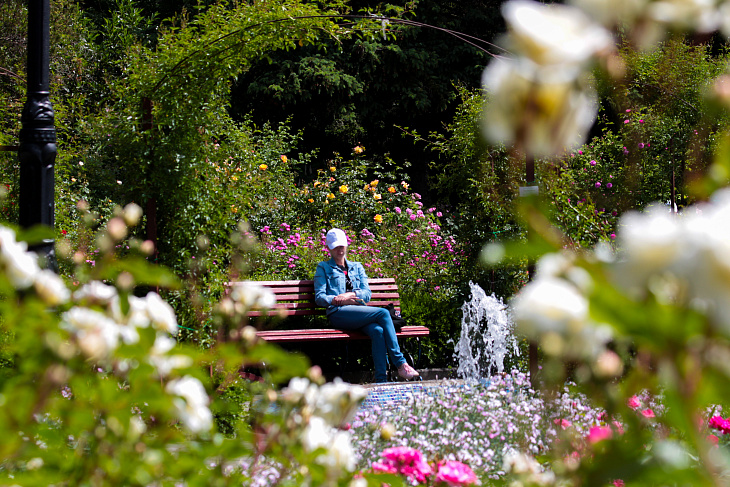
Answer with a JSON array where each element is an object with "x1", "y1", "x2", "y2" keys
[{"x1": 313, "y1": 228, "x2": 420, "y2": 383}]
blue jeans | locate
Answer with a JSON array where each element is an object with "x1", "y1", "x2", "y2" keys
[{"x1": 328, "y1": 306, "x2": 406, "y2": 382}]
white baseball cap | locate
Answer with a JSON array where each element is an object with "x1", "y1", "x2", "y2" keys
[{"x1": 326, "y1": 228, "x2": 348, "y2": 249}]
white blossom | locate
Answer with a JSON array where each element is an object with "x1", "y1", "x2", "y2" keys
[
  {"x1": 73, "y1": 281, "x2": 118, "y2": 305},
  {"x1": 230, "y1": 281, "x2": 276, "y2": 310},
  {"x1": 149, "y1": 335, "x2": 192, "y2": 377},
  {"x1": 123, "y1": 203, "x2": 143, "y2": 226},
  {"x1": 34, "y1": 269, "x2": 71, "y2": 306},
  {"x1": 62, "y1": 307, "x2": 122, "y2": 360},
  {"x1": 482, "y1": 58, "x2": 598, "y2": 157},
  {"x1": 0, "y1": 226, "x2": 41, "y2": 289},
  {"x1": 166, "y1": 375, "x2": 213, "y2": 434},
  {"x1": 144, "y1": 292, "x2": 178, "y2": 335},
  {"x1": 502, "y1": 0, "x2": 613, "y2": 67}
]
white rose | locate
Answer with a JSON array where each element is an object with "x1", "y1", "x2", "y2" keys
[
  {"x1": 111, "y1": 295, "x2": 152, "y2": 329},
  {"x1": 301, "y1": 416, "x2": 331, "y2": 452},
  {"x1": 144, "y1": 293, "x2": 178, "y2": 335},
  {"x1": 166, "y1": 376, "x2": 212, "y2": 434},
  {"x1": 230, "y1": 281, "x2": 276, "y2": 310},
  {"x1": 512, "y1": 277, "x2": 589, "y2": 337},
  {"x1": 648, "y1": 0, "x2": 720, "y2": 33},
  {"x1": 73, "y1": 281, "x2": 118, "y2": 304},
  {"x1": 570, "y1": 0, "x2": 649, "y2": 28},
  {"x1": 502, "y1": 0, "x2": 613, "y2": 66},
  {"x1": 123, "y1": 203, "x2": 143, "y2": 227},
  {"x1": 0, "y1": 226, "x2": 40, "y2": 289},
  {"x1": 149, "y1": 335, "x2": 192, "y2": 377},
  {"x1": 316, "y1": 378, "x2": 367, "y2": 426},
  {"x1": 613, "y1": 206, "x2": 684, "y2": 294},
  {"x1": 34, "y1": 269, "x2": 71, "y2": 306},
  {"x1": 482, "y1": 58, "x2": 598, "y2": 157}
]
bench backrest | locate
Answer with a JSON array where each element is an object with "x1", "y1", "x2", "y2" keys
[{"x1": 241, "y1": 278, "x2": 400, "y2": 317}]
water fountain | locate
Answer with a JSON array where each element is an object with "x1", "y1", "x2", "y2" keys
[
  {"x1": 360, "y1": 281, "x2": 518, "y2": 408},
  {"x1": 454, "y1": 281, "x2": 518, "y2": 383}
]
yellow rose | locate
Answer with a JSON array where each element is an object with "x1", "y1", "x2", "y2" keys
[
  {"x1": 373, "y1": 193, "x2": 382, "y2": 200},
  {"x1": 307, "y1": 198, "x2": 314, "y2": 203},
  {"x1": 339, "y1": 185, "x2": 349, "y2": 194},
  {"x1": 401, "y1": 181, "x2": 409, "y2": 189},
  {"x1": 314, "y1": 181, "x2": 321, "y2": 187},
  {"x1": 374, "y1": 214, "x2": 383, "y2": 223},
  {"x1": 370, "y1": 179, "x2": 379, "y2": 187},
  {"x1": 388, "y1": 186, "x2": 396, "y2": 193},
  {"x1": 363, "y1": 184, "x2": 370, "y2": 191},
  {"x1": 329, "y1": 166, "x2": 336, "y2": 172},
  {"x1": 280, "y1": 155, "x2": 288, "y2": 163},
  {"x1": 231, "y1": 206, "x2": 238, "y2": 213},
  {"x1": 353, "y1": 145, "x2": 364, "y2": 154},
  {"x1": 259, "y1": 164, "x2": 268, "y2": 171},
  {"x1": 232, "y1": 175, "x2": 239, "y2": 181},
  {"x1": 327, "y1": 193, "x2": 335, "y2": 200}
]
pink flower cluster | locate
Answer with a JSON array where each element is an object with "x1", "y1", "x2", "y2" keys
[
  {"x1": 372, "y1": 446, "x2": 432, "y2": 483},
  {"x1": 371, "y1": 447, "x2": 478, "y2": 486},
  {"x1": 709, "y1": 415, "x2": 730, "y2": 435}
]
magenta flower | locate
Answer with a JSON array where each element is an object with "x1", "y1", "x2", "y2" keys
[
  {"x1": 641, "y1": 409, "x2": 655, "y2": 419},
  {"x1": 625, "y1": 109, "x2": 631, "y2": 113},
  {"x1": 578, "y1": 150, "x2": 584, "y2": 155},
  {"x1": 639, "y1": 119, "x2": 644, "y2": 123},
  {"x1": 436, "y1": 211, "x2": 443, "y2": 217},
  {"x1": 590, "y1": 160, "x2": 597, "y2": 166},
  {"x1": 607, "y1": 183, "x2": 613, "y2": 189},
  {"x1": 435, "y1": 461, "x2": 479, "y2": 486},
  {"x1": 587, "y1": 425, "x2": 613, "y2": 444},
  {"x1": 624, "y1": 119, "x2": 630, "y2": 124},
  {"x1": 627, "y1": 396, "x2": 641, "y2": 410},
  {"x1": 610, "y1": 233, "x2": 616, "y2": 239},
  {"x1": 595, "y1": 182, "x2": 601, "y2": 188},
  {"x1": 709, "y1": 416, "x2": 730, "y2": 434},
  {"x1": 638, "y1": 143, "x2": 645, "y2": 149},
  {"x1": 372, "y1": 446, "x2": 432, "y2": 483},
  {"x1": 623, "y1": 147, "x2": 629, "y2": 154},
  {"x1": 395, "y1": 207, "x2": 402, "y2": 214}
]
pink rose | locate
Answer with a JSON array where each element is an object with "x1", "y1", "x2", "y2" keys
[
  {"x1": 373, "y1": 446, "x2": 432, "y2": 483},
  {"x1": 435, "y1": 461, "x2": 478, "y2": 486},
  {"x1": 587, "y1": 425, "x2": 612, "y2": 444},
  {"x1": 641, "y1": 409, "x2": 655, "y2": 419},
  {"x1": 627, "y1": 396, "x2": 641, "y2": 410}
]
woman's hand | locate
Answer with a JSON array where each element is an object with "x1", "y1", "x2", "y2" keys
[{"x1": 333, "y1": 292, "x2": 360, "y2": 306}]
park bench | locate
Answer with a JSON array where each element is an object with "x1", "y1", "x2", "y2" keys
[{"x1": 231, "y1": 278, "x2": 429, "y2": 371}]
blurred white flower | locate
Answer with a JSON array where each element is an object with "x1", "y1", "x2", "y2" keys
[
  {"x1": 149, "y1": 335, "x2": 192, "y2": 377},
  {"x1": 111, "y1": 295, "x2": 152, "y2": 329},
  {"x1": 613, "y1": 206, "x2": 684, "y2": 294},
  {"x1": 73, "y1": 281, "x2": 117, "y2": 305},
  {"x1": 570, "y1": 0, "x2": 649, "y2": 28},
  {"x1": 281, "y1": 377, "x2": 318, "y2": 405},
  {"x1": 230, "y1": 281, "x2": 276, "y2": 310},
  {"x1": 512, "y1": 276, "x2": 611, "y2": 359},
  {"x1": 123, "y1": 203, "x2": 143, "y2": 226},
  {"x1": 536, "y1": 252, "x2": 593, "y2": 293},
  {"x1": 648, "y1": 0, "x2": 720, "y2": 33},
  {"x1": 62, "y1": 307, "x2": 122, "y2": 360},
  {"x1": 316, "y1": 378, "x2": 367, "y2": 427},
  {"x1": 482, "y1": 58, "x2": 598, "y2": 157},
  {"x1": 144, "y1": 292, "x2": 178, "y2": 335},
  {"x1": 502, "y1": 0, "x2": 613, "y2": 66},
  {"x1": 301, "y1": 415, "x2": 330, "y2": 452},
  {"x1": 0, "y1": 226, "x2": 41, "y2": 289},
  {"x1": 166, "y1": 375, "x2": 213, "y2": 434},
  {"x1": 34, "y1": 269, "x2": 71, "y2": 306}
]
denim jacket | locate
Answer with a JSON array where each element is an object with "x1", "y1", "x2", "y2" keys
[{"x1": 313, "y1": 259, "x2": 371, "y2": 314}]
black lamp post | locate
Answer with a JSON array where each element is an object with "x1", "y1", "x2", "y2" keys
[{"x1": 18, "y1": 0, "x2": 56, "y2": 268}]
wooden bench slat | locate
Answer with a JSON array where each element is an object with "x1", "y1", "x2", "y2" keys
[{"x1": 256, "y1": 326, "x2": 429, "y2": 342}]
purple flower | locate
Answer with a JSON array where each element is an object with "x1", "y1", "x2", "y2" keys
[
  {"x1": 590, "y1": 160, "x2": 597, "y2": 166},
  {"x1": 607, "y1": 183, "x2": 613, "y2": 188},
  {"x1": 595, "y1": 182, "x2": 601, "y2": 187},
  {"x1": 394, "y1": 207, "x2": 402, "y2": 214},
  {"x1": 638, "y1": 143, "x2": 645, "y2": 149},
  {"x1": 623, "y1": 147, "x2": 629, "y2": 155}
]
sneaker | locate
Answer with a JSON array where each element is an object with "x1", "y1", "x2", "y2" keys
[{"x1": 397, "y1": 363, "x2": 420, "y2": 381}]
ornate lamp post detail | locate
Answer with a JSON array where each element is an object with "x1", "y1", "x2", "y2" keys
[{"x1": 18, "y1": 0, "x2": 56, "y2": 268}]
